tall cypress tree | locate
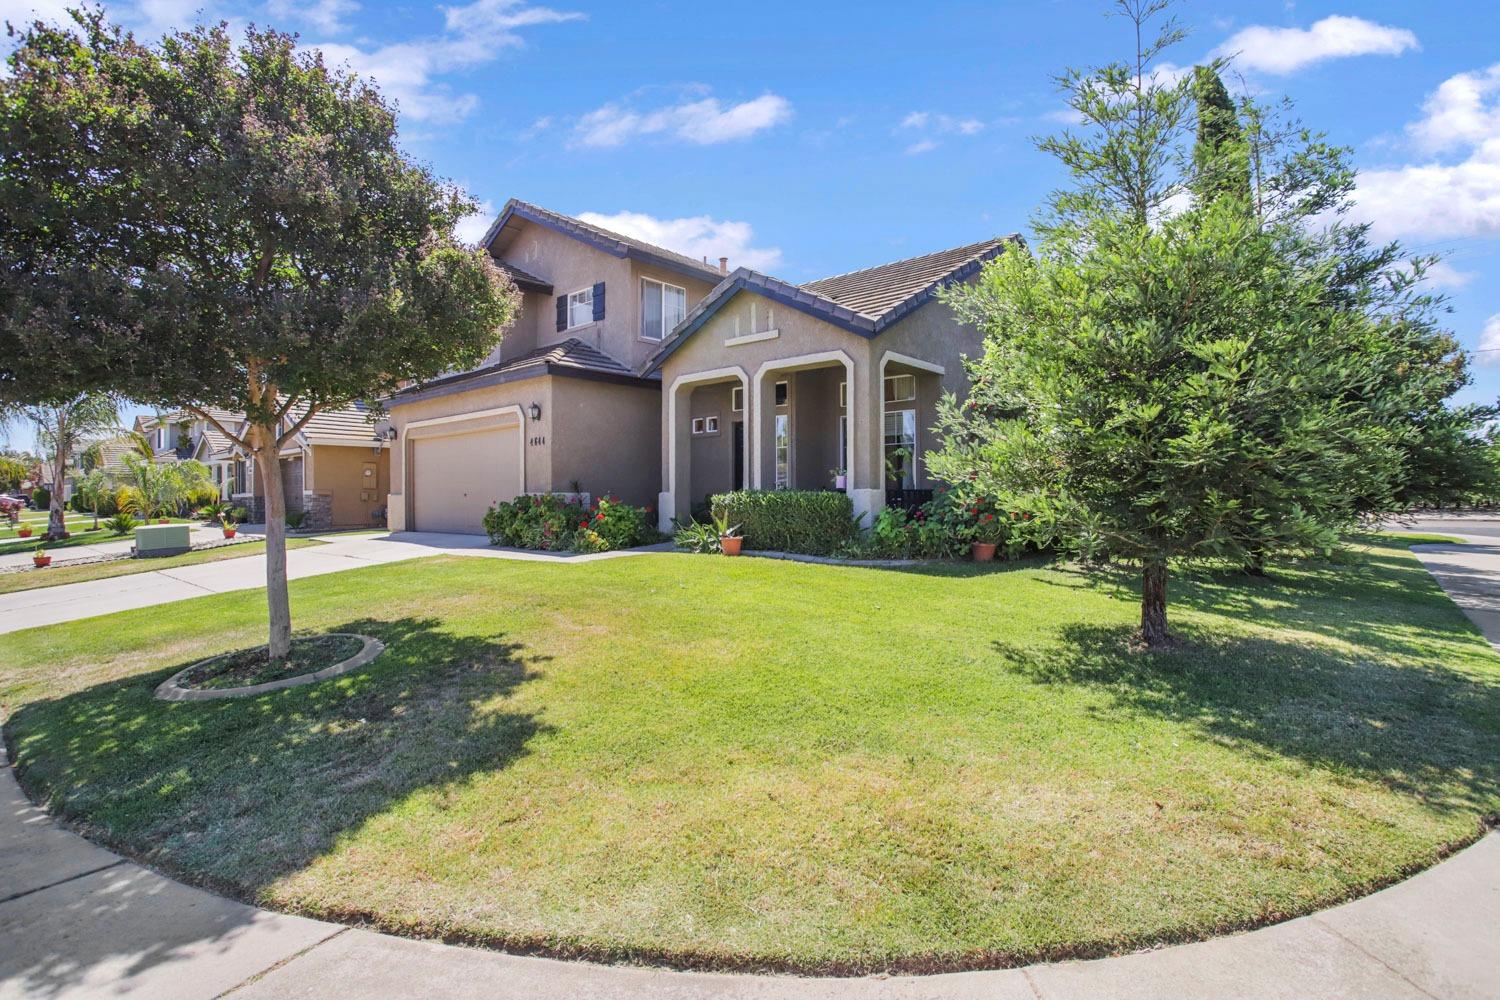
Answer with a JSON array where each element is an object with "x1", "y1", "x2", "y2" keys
[{"x1": 1192, "y1": 66, "x2": 1252, "y2": 206}]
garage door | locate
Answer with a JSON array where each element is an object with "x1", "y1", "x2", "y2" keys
[{"x1": 411, "y1": 424, "x2": 521, "y2": 534}]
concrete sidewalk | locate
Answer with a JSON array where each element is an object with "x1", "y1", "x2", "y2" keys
[{"x1": 0, "y1": 532, "x2": 671, "y2": 635}]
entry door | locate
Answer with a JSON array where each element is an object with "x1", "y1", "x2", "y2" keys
[{"x1": 732, "y1": 421, "x2": 744, "y2": 490}]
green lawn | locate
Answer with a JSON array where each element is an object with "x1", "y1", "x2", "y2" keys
[
  {"x1": 0, "y1": 538, "x2": 324, "y2": 595},
  {"x1": 1, "y1": 536, "x2": 1498, "y2": 973},
  {"x1": 0, "y1": 515, "x2": 194, "y2": 555}
]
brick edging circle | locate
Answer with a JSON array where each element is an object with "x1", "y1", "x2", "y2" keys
[{"x1": 153, "y1": 634, "x2": 385, "y2": 701}]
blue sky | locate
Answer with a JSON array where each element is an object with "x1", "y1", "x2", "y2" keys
[{"x1": 4, "y1": 0, "x2": 1500, "y2": 449}]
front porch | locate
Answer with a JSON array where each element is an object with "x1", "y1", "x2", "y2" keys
[{"x1": 658, "y1": 352, "x2": 943, "y2": 531}]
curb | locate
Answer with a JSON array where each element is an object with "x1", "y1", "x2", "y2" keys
[{"x1": 154, "y1": 633, "x2": 385, "y2": 701}]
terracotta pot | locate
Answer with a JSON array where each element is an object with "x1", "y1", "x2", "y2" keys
[
  {"x1": 223, "y1": 528, "x2": 237, "y2": 539},
  {"x1": 158, "y1": 518, "x2": 170, "y2": 524},
  {"x1": 721, "y1": 535, "x2": 743, "y2": 556},
  {"x1": 972, "y1": 541, "x2": 997, "y2": 563},
  {"x1": 17, "y1": 528, "x2": 32, "y2": 538},
  {"x1": 33, "y1": 555, "x2": 50, "y2": 568}
]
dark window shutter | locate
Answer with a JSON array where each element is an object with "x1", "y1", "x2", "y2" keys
[
  {"x1": 592, "y1": 281, "x2": 606, "y2": 322},
  {"x1": 556, "y1": 294, "x2": 567, "y2": 332}
]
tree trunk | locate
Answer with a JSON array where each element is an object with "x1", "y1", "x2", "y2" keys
[
  {"x1": 253, "y1": 428, "x2": 293, "y2": 664},
  {"x1": 1138, "y1": 559, "x2": 1171, "y2": 649},
  {"x1": 47, "y1": 448, "x2": 67, "y2": 539}
]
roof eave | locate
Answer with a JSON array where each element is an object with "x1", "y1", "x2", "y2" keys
[{"x1": 480, "y1": 200, "x2": 723, "y2": 285}]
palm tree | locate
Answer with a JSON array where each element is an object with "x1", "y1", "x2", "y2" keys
[
  {"x1": 21, "y1": 394, "x2": 119, "y2": 539},
  {"x1": 75, "y1": 469, "x2": 110, "y2": 530},
  {"x1": 119, "y1": 453, "x2": 212, "y2": 519}
]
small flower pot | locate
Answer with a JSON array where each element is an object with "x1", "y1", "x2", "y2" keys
[
  {"x1": 834, "y1": 475, "x2": 847, "y2": 490},
  {"x1": 223, "y1": 528, "x2": 237, "y2": 539},
  {"x1": 720, "y1": 535, "x2": 743, "y2": 556},
  {"x1": 971, "y1": 541, "x2": 997, "y2": 563},
  {"x1": 33, "y1": 555, "x2": 51, "y2": 568},
  {"x1": 17, "y1": 528, "x2": 32, "y2": 538},
  {"x1": 158, "y1": 518, "x2": 170, "y2": 524}
]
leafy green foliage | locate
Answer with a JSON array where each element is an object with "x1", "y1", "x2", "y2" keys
[
  {"x1": 105, "y1": 513, "x2": 139, "y2": 536},
  {"x1": 483, "y1": 494, "x2": 657, "y2": 553},
  {"x1": 30, "y1": 488, "x2": 49, "y2": 510},
  {"x1": 1191, "y1": 65, "x2": 1251, "y2": 206},
  {"x1": 673, "y1": 519, "x2": 721, "y2": 554},
  {"x1": 710, "y1": 490, "x2": 857, "y2": 556}
]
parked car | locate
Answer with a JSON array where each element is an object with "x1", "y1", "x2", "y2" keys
[{"x1": 0, "y1": 493, "x2": 31, "y2": 509}]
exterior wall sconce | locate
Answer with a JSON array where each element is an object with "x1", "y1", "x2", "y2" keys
[{"x1": 529, "y1": 402, "x2": 542, "y2": 422}]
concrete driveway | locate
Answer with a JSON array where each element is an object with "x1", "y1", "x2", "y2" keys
[{"x1": 0, "y1": 532, "x2": 669, "y2": 635}]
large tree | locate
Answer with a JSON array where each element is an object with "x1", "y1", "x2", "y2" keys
[
  {"x1": 1, "y1": 11, "x2": 516, "y2": 660},
  {"x1": 931, "y1": 0, "x2": 1432, "y2": 648}
]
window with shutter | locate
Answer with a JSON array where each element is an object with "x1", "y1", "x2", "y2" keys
[
  {"x1": 592, "y1": 281, "x2": 606, "y2": 322},
  {"x1": 555, "y1": 295, "x2": 567, "y2": 332}
]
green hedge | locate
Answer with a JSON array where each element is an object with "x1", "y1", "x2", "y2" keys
[{"x1": 710, "y1": 490, "x2": 857, "y2": 556}]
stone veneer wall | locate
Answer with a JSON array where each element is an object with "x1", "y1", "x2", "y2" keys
[{"x1": 302, "y1": 492, "x2": 333, "y2": 530}]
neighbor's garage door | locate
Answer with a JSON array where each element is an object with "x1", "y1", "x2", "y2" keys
[{"x1": 411, "y1": 424, "x2": 520, "y2": 533}]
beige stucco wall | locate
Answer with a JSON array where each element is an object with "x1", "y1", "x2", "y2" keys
[
  {"x1": 490, "y1": 218, "x2": 719, "y2": 373},
  {"x1": 550, "y1": 377, "x2": 662, "y2": 508},
  {"x1": 308, "y1": 444, "x2": 390, "y2": 529}
]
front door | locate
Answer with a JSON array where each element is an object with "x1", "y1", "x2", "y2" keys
[{"x1": 732, "y1": 421, "x2": 744, "y2": 490}]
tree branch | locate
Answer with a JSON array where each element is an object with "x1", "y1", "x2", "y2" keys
[{"x1": 182, "y1": 404, "x2": 252, "y2": 453}]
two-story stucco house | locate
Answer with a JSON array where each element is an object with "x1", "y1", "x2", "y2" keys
[{"x1": 383, "y1": 198, "x2": 1019, "y2": 535}]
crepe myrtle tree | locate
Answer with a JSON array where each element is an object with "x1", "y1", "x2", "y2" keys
[
  {"x1": 0, "y1": 11, "x2": 516, "y2": 661},
  {"x1": 931, "y1": 0, "x2": 1419, "y2": 648}
]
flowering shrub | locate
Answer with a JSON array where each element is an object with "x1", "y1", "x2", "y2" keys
[
  {"x1": 851, "y1": 486, "x2": 1047, "y2": 560},
  {"x1": 483, "y1": 493, "x2": 658, "y2": 552}
]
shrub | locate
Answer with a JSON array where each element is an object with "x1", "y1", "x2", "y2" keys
[
  {"x1": 106, "y1": 513, "x2": 139, "y2": 536},
  {"x1": 673, "y1": 519, "x2": 720, "y2": 554},
  {"x1": 710, "y1": 490, "x2": 857, "y2": 556},
  {"x1": 31, "y1": 487, "x2": 50, "y2": 510},
  {"x1": 230, "y1": 505, "x2": 250, "y2": 524},
  {"x1": 285, "y1": 509, "x2": 308, "y2": 529},
  {"x1": 584, "y1": 494, "x2": 659, "y2": 550},
  {"x1": 115, "y1": 485, "x2": 143, "y2": 516},
  {"x1": 483, "y1": 493, "x2": 658, "y2": 552}
]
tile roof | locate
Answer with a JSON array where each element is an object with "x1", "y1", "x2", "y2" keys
[
  {"x1": 483, "y1": 200, "x2": 726, "y2": 283},
  {"x1": 388, "y1": 338, "x2": 639, "y2": 404},
  {"x1": 493, "y1": 259, "x2": 552, "y2": 293},
  {"x1": 800, "y1": 237, "x2": 1018, "y2": 320},
  {"x1": 291, "y1": 400, "x2": 384, "y2": 444}
]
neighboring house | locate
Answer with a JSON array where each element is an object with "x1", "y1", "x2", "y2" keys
[
  {"x1": 220, "y1": 403, "x2": 391, "y2": 529},
  {"x1": 383, "y1": 198, "x2": 1017, "y2": 536}
]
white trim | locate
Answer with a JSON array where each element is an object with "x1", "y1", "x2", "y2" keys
[
  {"x1": 403, "y1": 404, "x2": 527, "y2": 531},
  {"x1": 692, "y1": 417, "x2": 705, "y2": 435},
  {"x1": 731, "y1": 385, "x2": 744, "y2": 412},
  {"x1": 879, "y1": 350, "x2": 945, "y2": 377},
  {"x1": 750, "y1": 350, "x2": 855, "y2": 492},
  {"x1": 640, "y1": 276, "x2": 687, "y2": 342},
  {"x1": 564, "y1": 286, "x2": 594, "y2": 331},
  {"x1": 665, "y1": 367, "x2": 750, "y2": 527},
  {"x1": 723, "y1": 328, "x2": 780, "y2": 347},
  {"x1": 884, "y1": 373, "x2": 917, "y2": 404},
  {"x1": 705, "y1": 415, "x2": 719, "y2": 434},
  {"x1": 304, "y1": 437, "x2": 390, "y2": 449}
]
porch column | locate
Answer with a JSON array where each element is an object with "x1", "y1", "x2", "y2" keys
[
  {"x1": 848, "y1": 352, "x2": 884, "y2": 525},
  {"x1": 752, "y1": 367, "x2": 780, "y2": 490},
  {"x1": 660, "y1": 368, "x2": 748, "y2": 533}
]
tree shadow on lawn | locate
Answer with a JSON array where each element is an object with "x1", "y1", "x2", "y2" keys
[
  {"x1": 7, "y1": 614, "x2": 551, "y2": 910},
  {"x1": 992, "y1": 615, "x2": 1500, "y2": 821}
]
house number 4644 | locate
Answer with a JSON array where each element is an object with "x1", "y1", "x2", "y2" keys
[{"x1": 529, "y1": 435, "x2": 546, "y2": 446}]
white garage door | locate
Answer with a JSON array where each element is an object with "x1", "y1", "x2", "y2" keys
[{"x1": 412, "y1": 424, "x2": 521, "y2": 534}]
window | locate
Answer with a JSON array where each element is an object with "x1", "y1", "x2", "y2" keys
[
  {"x1": 232, "y1": 460, "x2": 247, "y2": 495},
  {"x1": 705, "y1": 416, "x2": 719, "y2": 433},
  {"x1": 566, "y1": 287, "x2": 594, "y2": 329},
  {"x1": 731, "y1": 385, "x2": 744, "y2": 412},
  {"x1": 774, "y1": 380, "x2": 789, "y2": 407},
  {"x1": 641, "y1": 278, "x2": 687, "y2": 341},
  {"x1": 774, "y1": 413, "x2": 790, "y2": 488},
  {"x1": 884, "y1": 409, "x2": 917, "y2": 489},
  {"x1": 155, "y1": 427, "x2": 166, "y2": 450},
  {"x1": 884, "y1": 373, "x2": 917, "y2": 403},
  {"x1": 839, "y1": 381, "x2": 847, "y2": 409},
  {"x1": 692, "y1": 417, "x2": 705, "y2": 435}
]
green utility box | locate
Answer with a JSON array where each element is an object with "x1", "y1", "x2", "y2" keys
[{"x1": 134, "y1": 523, "x2": 191, "y2": 557}]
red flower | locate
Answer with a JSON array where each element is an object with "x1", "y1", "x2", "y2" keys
[
  {"x1": 1022, "y1": 513, "x2": 1032, "y2": 520},
  {"x1": 983, "y1": 514, "x2": 994, "y2": 522},
  {"x1": 579, "y1": 521, "x2": 588, "y2": 529}
]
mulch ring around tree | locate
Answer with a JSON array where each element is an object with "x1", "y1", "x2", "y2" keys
[{"x1": 154, "y1": 633, "x2": 383, "y2": 701}]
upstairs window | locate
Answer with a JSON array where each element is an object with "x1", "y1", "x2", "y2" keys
[
  {"x1": 641, "y1": 278, "x2": 687, "y2": 341},
  {"x1": 884, "y1": 373, "x2": 917, "y2": 403},
  {"x1": 567, "y1": 287, "x2": 594, "y2": 329}
]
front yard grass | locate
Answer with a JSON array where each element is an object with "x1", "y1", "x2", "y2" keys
[
  {"x1": 0, "y1": 537, "x2": 324, "y2": 595},
  {"x1": 1, "y1": 535, "x2": 1498, "y2": 973},
  {"x1": 0, "y1": 516, "x2": 194, "y2": 555}
]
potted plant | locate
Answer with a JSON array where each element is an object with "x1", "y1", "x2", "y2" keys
[
  {"x1": 971, "y1": 512, "x2": 1001, "y2": 563},
  {"x1": 16, "y1": 525, "x2": 32, "y2": 538},
  {"x1": 713, "y1": 509, "x2": 743, "y2": 556},
  {"x1": 32, "y1": 544, "x2": 51, "y2": 568},
  {"x1": 830, "y1": 467, "x2": 847, "y2": 490},
  {"x1": 221, "y1": 511, "x2": 238, "y2": 539}
]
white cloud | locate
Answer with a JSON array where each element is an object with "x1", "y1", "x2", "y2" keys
[
  {"x1": 1420, "y1": 259, "x2": 1479, "y2": 289},
  {"x1": 1215, "y1": 15, "x2": 1417, "y2": 75},
  {"x1": 572, "y1": 92, "x2": 792, "y2": 148},
  {"x1": 904, "y1": 139, "x2": 938, "y2": 156},
  {"x1": 312, "y1": 1, "x2": 582, "y2": 123},
  {"x1": 1353, "y1": 66, "x2": 1500, "y2": 243},
  {"x1": 1409, "y1": 64, "x2": 1500, "y2": 154},
  {"x1": 455, "y1": 199, "x2": 495, "y2": 245},
  {"x1": 0, "y1": 0, "x2": 76, "y2": 26},
  {"x1": 575, "y1": 210, "x2": 783, "y2": 272},
  {"x1": 1475, "y1": 314, "x2": 1500, "y2": 366},
  {"x1": 899, "y1": 111, "x2": 984, "y2": 136},
  {"x1": 267, "y1": 0, "x2": 358, "y2": 34}
]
